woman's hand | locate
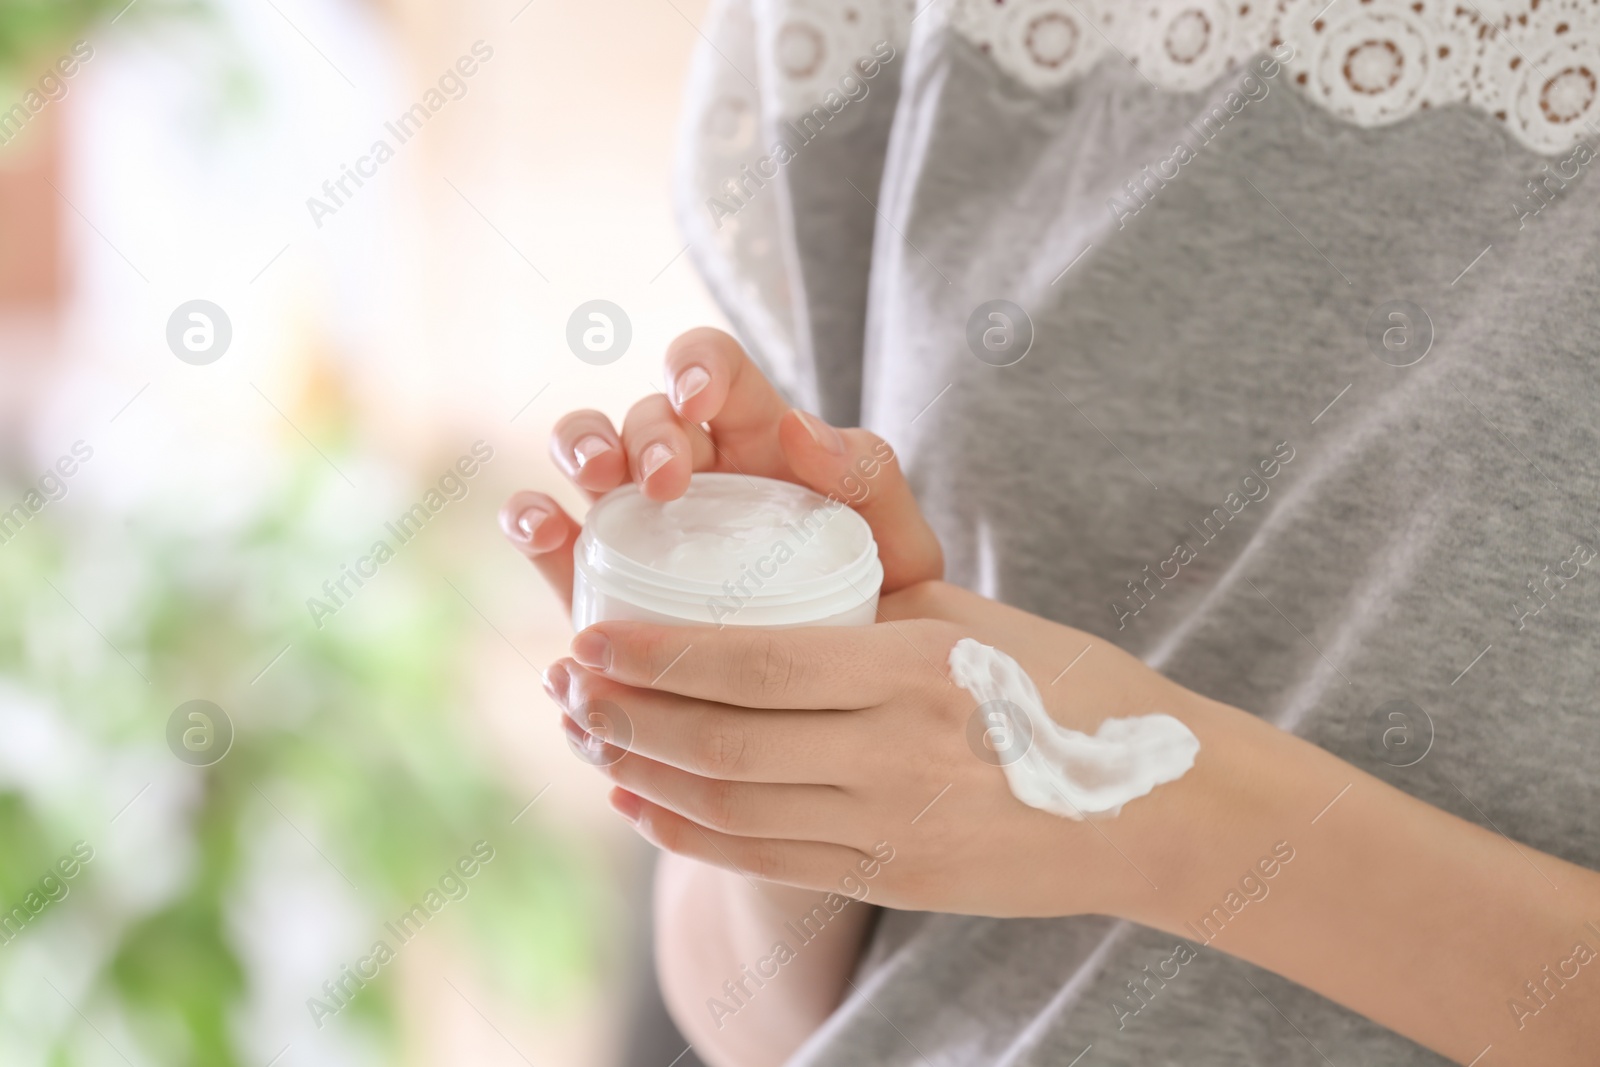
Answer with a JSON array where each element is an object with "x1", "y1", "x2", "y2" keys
[
  {"x1": 497, "y1": 326, "x2": 942, "y2": 610},
  {"x1": 499, "y1": 327, "x2": 950, "y2": 1067},
  {"x1": 552, "y1": 583, "x2": 1600, "y2": 1066},
  {"x1": 545, "y1": 579, "x2": 1222, "y2": 921}
]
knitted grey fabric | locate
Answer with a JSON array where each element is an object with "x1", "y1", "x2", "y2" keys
[{"x1": 674, "y1": 5, "x2": 1600, "y2": 1064}]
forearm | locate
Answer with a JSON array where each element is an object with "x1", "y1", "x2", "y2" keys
[
  {"x1": 654, "y1": 854, "x2": 873, "y2": 1067},
  {"x1": 1129, "y1": 698, "x2": 1600, "y2": 1065},
  {"x1": 571, "y1": 576, "x2": 1600, "y2": 1062}
]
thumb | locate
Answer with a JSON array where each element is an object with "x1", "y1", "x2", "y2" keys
[{"x1": 777, "y1": 409, "x2": 944, "y2": 593}]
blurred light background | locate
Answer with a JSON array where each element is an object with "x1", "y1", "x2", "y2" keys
[{"x1": 0, "y1": 0, "x2": 722, "y2": 1063}]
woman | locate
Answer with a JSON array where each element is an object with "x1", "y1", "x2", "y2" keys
[{"x1": 502, "y1": 2, "x2": 1600, "y2": 1064}]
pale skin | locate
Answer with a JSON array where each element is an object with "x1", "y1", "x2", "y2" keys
[{"x1": 502, "y1": 328, "x2": 1600, "y2": 1067}]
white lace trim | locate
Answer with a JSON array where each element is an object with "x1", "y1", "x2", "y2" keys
[
  {"x1": 753, "y1": 0, "x2": 916, "y2": 125},
  {"x1": 755, "y1": 0, "x2": 1600, "y2": 154},
  {"x1": 955, "y1": 0, "x2": 1600, "y2": 153}
]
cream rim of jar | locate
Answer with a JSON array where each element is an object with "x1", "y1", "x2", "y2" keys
[{"x1": 573, "y1": 473, "x2": 883, "y2": 628}]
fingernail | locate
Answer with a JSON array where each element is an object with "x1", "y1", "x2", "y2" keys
[
  {"x1": 794, "y1": 410, "x2": 846, "y2": 455},
  {"x1": 639, "y1": 442, "x2": 676, "y2": 481},
  {"x1": 670, "y1": 365, "x2": 711, "y2": 409},
  {"x1": 610, "y1": 789, "x2": 642, "y2": 823},
  {"x1": 542, "y1": 662, "x2": 570, "y2": 705},
  {"x1": 571, "y1": 630, "x2": 612, "y2": 671},
  {"x1": 513, "y1": 506, "x2": 549, "y2": 542},
  {"x1": 573, "y1": 435, "x2": 613, "y2": 468}
]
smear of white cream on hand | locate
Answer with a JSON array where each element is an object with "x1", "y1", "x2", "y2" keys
[{"x1": 948, "y1": 638, "x2": 1200, "y2": 819}]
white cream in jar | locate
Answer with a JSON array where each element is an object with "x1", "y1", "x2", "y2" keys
[{"x1": 573, "y1": 473, "x2": 883, "y2": 629}]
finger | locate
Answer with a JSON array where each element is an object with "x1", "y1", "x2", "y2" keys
[
  {"x1": 608, "y1": 787, "x2": 873, "y2": 891},
  {"x1": 777, "y1": 413, "x2": 944, "y2": 591},
  {"x1": 549, "y1": 409, "x2": 627, "y2": 498},
  {"x1": 621, "y1": 393, "x2": 715, "y2": 501},
  {"x1": 569, "y1": 730, "x2": 859, "y2": 842},
  {"x1": 499, "y1": 491, "x2": 582, "y2": 609},
  {"x1": 662, "y1": 329, "x2": 945, "y2": 590},
  {"x1": 568, "y1": 619, "x2": 933, "y2": 709},
  {"x1": 663, "y1": 328, "x2": 790, "y2": 471},
  {"x1": 550, "y1": 660, "x2": 863, "y2": 783}
]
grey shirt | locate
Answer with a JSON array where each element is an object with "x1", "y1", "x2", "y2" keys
[{"x1": 676, "y1": 2, "x2": 1600, "y2": 1063}]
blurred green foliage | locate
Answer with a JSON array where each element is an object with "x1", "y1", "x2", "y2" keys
[
  {"x1": 0, "y1": 1, "x2": 609, "y2": 1059},
  {"x1": 0, "y1": 449, "x2": 607, "y2": 1065},
  {"x1": 0, "y1": 0, "x2": 207, "y2": 77}
]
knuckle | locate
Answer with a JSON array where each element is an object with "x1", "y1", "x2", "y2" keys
[
  {"x1": 552, "y1": 408, "x2": 604, "y2": 441},
  {"x1": 884, "y1": 863, "x2": 926, "y2": 905},
  {"x1": 742, "y1": 840, "x2": 784, "y2": 882},
  {"x1": 859, "y1": 429, "x2": 893, "y2": 460},
  {"x1": 739, "y1": 631, "x2": 797, "y2": 703},
  {"x1": 638, "y1": 392, "x2": 676, "y2": 420},
  {"x1": 698, "y1": 778, "x2": 740, "y2": 833},
  {"x1": 668, "y1": 326, "x2": 737, "y2": 365},
  {"x1": 632, "y1": 626, "x2": 683, "y2": 683},
  {"x1": 625, "y1": 394, "x2": 678, "y2": 436},
  {"x1": 938, "y1": 691, "x2": 973, "y2": 733},
  {"x1": 692, "y1": 715, "x2": 749, "y2": 778}
]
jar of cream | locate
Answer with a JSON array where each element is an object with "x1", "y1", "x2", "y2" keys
[{"x1": 572, "y1": 473, "x2": 882, "y2": 629}]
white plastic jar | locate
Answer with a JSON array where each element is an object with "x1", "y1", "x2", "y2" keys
[{"x1": 572, "y1": 473, "x2": 882, "y2": 629}]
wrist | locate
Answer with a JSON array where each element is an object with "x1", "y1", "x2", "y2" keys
[{"x1": 1106, "y1": 689, "x2": 1327, "y2": 933}]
